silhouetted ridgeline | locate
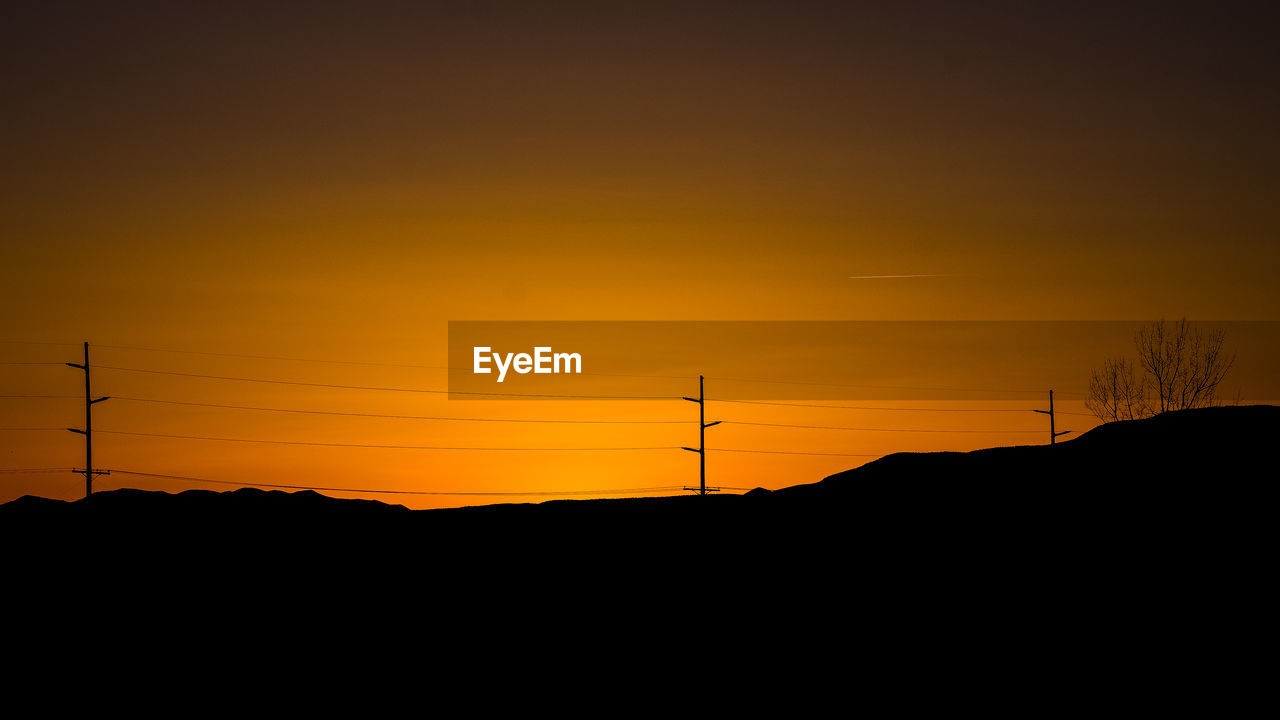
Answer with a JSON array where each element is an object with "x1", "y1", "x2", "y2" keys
[
  {"x1": 5, "y1": 406, "x2": 1272, "y2": 564},
  {"x1": 5, "y1": 406, "x2": 1270, "y2": 682}
]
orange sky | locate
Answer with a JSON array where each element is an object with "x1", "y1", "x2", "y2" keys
[{"x1": 2, "y1": 2, "x2": 1278, "y2": 507}]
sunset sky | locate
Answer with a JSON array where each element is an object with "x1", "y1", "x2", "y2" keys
[{"x1": 2, "y1": 1, "x2": 1277, "y2": 507}]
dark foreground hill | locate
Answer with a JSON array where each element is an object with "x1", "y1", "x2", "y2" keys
[
  {"x1": 5, "y1": 405, "x2": 1274, "y2": 550},
  {"x1": 5, "y1": 405, "x2": 1272, "y2": 579},
  {"x1": 5, "y1": 406, "x2": 1271, "y2": 690}
]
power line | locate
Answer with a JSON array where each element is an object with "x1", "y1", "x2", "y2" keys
[
  {"x1": 97, "y1": 396, "x2": 1069, "y2": 431},
  {"x1": 97, "y1": 344, "x2": 443, "y2": 369},
  {"x1": 108, "y1": 469, "x2": 691, "y2": 496},
  {"x1": 93, "y1": 365, "x2": 679, "y2": 399},
  {"x1": 6, "y1": 389, "x2": 1094, "y2": 427},
  {"x1": 95, "y1": 344, "x2": 694, "y2": 380},
  {"x1": 94, "y1": 364, "x2": 1094, "y2": 406},
  {"x1": 0, "y1": 467, "x2": 74, "y2": 473},
  {"x1": 95, "y1": 429, "x2": 680, "y2": 451},
  {"x1": 11, "y1": 340, "x2": 1095, "y2": 396},
  {"x1": 4, "y1": 343, "x2": 1105, "y2": 483},
  {"x1": 109, "y1": 396, "x2": 689, "y2": 423},
  {"x1": 723, "y1": 421, "x2": 1044, "y2": 433},
  {"x1": 711, "y1": 448, "x2": 882, "y2": 457},
  {"x1": 8, "y1": 342, "x2": 1102, "y2": 402},
  {"x1": 87, "y1": 341, "x2": 1088, "y2": 394},
  {"x1": 93, "y1": 429, "x2": 892, "y2": 458},
  {"x1": 707, "y1": 374, "x2": 1085, "y2": 396},
  {"x1": 707, "y1": 398, "x2": 1039, "y2": 412}
]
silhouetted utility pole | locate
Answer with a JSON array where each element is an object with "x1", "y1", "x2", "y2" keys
[
  {"x1": 681, "y1": 375, "x2": 722, "y2": 495},
  {"x1": 1033, "y1": 389, "x2": 1072, "y2": 445},
  {"x1": 66, "y1": 342, "x2": 110, "y2": 498}
]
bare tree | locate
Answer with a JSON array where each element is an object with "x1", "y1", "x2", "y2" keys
[
  {"x1": 1086, "y1": 355, "x2": 1150, "y2": 422},
  {"x1": 1133, "y1": 318, "x2": 1235, "y2": 413}
]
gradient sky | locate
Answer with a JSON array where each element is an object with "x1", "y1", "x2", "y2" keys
[{"x1": 2, "y1": 1, "x2": 1277, "y2": 506}]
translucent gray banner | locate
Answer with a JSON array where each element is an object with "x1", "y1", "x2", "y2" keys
[{"x1": 447, "y1": 321, "x2": 1280, "y2": 401}]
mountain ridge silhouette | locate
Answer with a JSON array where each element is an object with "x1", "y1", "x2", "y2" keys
[
  {"x1": 5, "y1": 405, "x2": 1271, "y2": 581},
  {"x1": 5, "y1": 404, "x2": 1273, "y2": 520},
  {"x1": 7, "y1": 405, "x2": 1269, "y2": 677}
]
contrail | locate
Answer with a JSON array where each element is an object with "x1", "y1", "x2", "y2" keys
[{"x1": 847, "y1": 273, "x2": 953, "y2": 279}]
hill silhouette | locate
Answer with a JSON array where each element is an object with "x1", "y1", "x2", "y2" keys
[
  {"x1": 6, "y1": 406, "x2": 1269, "y2": 684},
  {"x1": 6, "y1": 405, "x2": 1273, "y2": 534},
  {"x1": 6, "y1": 405, "x2": 1271, "y2": 569}
]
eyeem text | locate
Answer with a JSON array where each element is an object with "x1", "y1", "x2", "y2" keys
[{"x1": 473, "y1": 346, "x2": 583, "y2": 382}]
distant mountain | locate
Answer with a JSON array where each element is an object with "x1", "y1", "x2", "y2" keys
[{"x1": 2, "y1": 485, "x2": 411, "y2": 517}]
